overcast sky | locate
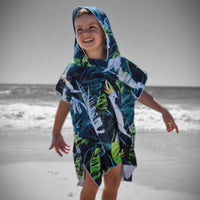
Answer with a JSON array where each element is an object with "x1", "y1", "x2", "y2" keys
[{"x1": 0, "y1": 0, "x2": 200, "y2": 86}]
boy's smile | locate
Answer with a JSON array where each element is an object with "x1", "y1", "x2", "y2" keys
[{"x1": 74, "y1": 14, "x2": 106, "y2": 59}]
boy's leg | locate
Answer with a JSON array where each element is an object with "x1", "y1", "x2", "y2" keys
[
  {"x1": 80, "y1": 168, "x2": 98, "y2": 200},
  {"x1": 102, "y1": 163, "x2": 122, "y2": 200}
]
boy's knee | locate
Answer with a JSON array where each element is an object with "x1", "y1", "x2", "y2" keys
[
  {"x1": 104, "y1": 176, "x2": 121, "y2": 190},
  {"x1": 103, "y1": 164, "x2": 122, "y2": 191}
]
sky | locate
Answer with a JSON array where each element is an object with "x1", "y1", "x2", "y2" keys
[{"x1": 0, "y1": 0, "x2": 200, "y2": 87}]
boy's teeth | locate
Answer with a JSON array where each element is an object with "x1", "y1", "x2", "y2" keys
[{"x1": 84, "y1": 39, "x2": 93, "y2": 42}]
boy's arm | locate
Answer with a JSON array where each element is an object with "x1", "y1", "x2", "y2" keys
[
  {"x1": 138, "y1": 91, "x2": 179, "y2": 133},
  {"x1": 52, "y1": 99, "x2": 71, "y2": 136},
  {"x1": 49, "y1": 99, "x2": 71, "y2": 156}
]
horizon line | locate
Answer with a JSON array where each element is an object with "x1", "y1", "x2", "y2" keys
[{"x1": 0, "y1": 82, "x2": 199, "y2": 88}]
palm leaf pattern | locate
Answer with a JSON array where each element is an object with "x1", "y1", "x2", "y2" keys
[
  {"x1": 96, "y1": 93, "x2": 108, "y2": 116},
  {"x1": 77, "y1": 82, "x2": 105, "y2": 135}
]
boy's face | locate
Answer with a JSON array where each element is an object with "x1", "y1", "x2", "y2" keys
[{"x1": 74, "y1": 14, "x2": 106, "y2": 59}]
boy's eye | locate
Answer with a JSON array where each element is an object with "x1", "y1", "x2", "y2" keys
[
  {"x1": 76, "y1": 28, "x2": 83, "y2": 33},
  {"x1": 89, "y1": 26, "x2": 97, "y2": 30},
  {"x1": 75, "y1": 25, "x2": 98, "y2": 35}
]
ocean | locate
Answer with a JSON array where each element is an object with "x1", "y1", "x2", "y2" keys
[{"x1": 0, "y1": 84, "x2": 200, "y2": 134}]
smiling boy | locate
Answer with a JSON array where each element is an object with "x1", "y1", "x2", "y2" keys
[
  {"x1": 75, "y1": 11, "x2": 107, "y2": 59},
  {"x1": 49, "y1": 6, "x2": 178, "y2": 200}
]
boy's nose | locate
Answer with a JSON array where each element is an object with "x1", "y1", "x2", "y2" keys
[{"x1": 82, "y1": 29, "x2": 90, "y2": 35}]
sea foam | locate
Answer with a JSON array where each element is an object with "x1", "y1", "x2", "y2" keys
[
  {"x1": 0, "y1": 84, "x2": 199, "y2": 135},
  {"x1": 0, "y1": 102, "x2": 199, "y2": 134},
  {"x1": 135, "y1": 104, "x2": 200, "y2": 132}
]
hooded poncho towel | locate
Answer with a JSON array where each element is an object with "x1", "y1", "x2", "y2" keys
[{"x1": 56, "y1": 5, "x2": 147, "y2": 187}]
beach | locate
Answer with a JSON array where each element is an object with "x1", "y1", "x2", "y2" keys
[
  {"x1": 0, "y1": 84, "x2": 200, "y2": 199},
  {"x1": 0, "y1": 129, "x2": 200, "y2": 200}
]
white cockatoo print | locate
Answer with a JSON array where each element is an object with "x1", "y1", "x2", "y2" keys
[{"x1": 104, "y1": 80, "x2": 131, "y2": 142}]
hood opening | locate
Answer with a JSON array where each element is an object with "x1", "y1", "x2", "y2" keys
[{"x1": 72, "y1": 6, "x2": 120, "y2": 60}]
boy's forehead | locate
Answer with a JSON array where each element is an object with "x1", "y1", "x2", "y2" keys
[{"x1": 74, "y1": 14, "x2": 100, "y2": 27}]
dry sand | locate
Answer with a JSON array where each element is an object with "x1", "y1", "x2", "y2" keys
[{"x1": 0, "y1": 129, "x2": 200, "y2": 200}]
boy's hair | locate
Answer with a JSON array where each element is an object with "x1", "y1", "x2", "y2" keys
[{"x1": 75, "y1": 8, "x2": 93, "y2": 19}]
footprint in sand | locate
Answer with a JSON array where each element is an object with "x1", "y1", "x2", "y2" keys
[
  {"x1": 67, "y1": 192, "x2": 74, "y2": 197},
  {"x1": 48, "y1": 170, "x2": 58, "y2": 175}
]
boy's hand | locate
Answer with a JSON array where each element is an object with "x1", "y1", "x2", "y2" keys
[
  {"x1": 162, "y1": 110, "x2": 179, "y2": 133},
  {"x1": 49, "y1": 133, "x2": 70, "y2": 156}
]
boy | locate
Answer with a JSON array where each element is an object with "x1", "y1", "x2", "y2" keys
[{"x1": 49, "y1": 6, "x2": 178, "y2": 200}]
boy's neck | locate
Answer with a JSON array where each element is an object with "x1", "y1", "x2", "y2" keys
[{"x1": 85, "y1": 49, "x2": 107, "y2": 60}]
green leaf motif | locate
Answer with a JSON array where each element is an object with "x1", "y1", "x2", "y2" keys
[
  {"x1": 90, "y1": 148, "x2": 101, "y2": 180},
  {"x1": 75, "y1": 156, "x2": 83, "y2": 179},
  {"x1": 128, "y1": 124, "x2": 136, "y2": 137},
  {"x1": 74, "y1": 134, "x2": 89, "y2": 147},
  {"x1": 111, "y1": 141, "x2": 122, "y2": 164},
  {"x1": 128, "y1": 143, "x2": 136, "y2": 165},
  {"x1": 116, "y1": 80, "x2": 124, "y2": 94},
  {"x1": 96, "y1": 93, "x2": 108, "y2": 115}
]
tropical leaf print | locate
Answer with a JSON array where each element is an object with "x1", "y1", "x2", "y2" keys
[
  {"x1": 112, "y1": 51, "x2": 120, "y2": 58},
  {"x1": 128, "y1": 124, "x2": 136, "y2": 137},
  {"x1": 72, "y1": 56, "x2": 92, "y2": 67},
  {"x1": 82, "y1": 55, "x2": 92, "y2": 67},
  {"x1": 104, "y1": 57, "x2": 145, "y2": 94},
  {"x1": 103, "y1": 56, "x2": 121, "y2": 73},
  {"x1": 90, "y1": 147, "x2": 101, "y2": 180},
  {"x1": 71, "y1": 97, "x2": 84, "y2": 114},
  {"x1": 118, "y1": 67, "x2": 143, "y2": 89},
  {"x1": 104, "y1": 80, "x2": 131, "y2": 141},
  {"x1": 75, "y1": 156, "x2": 83, "y2": 179},
  {"x1": 77, "y1": 81, "x2": 105, "y2": 135},
  {"x1": 115, "y1": 79, "x2": 124, "y2": 94},
  {"x1": 96, "y1": 93, "x2": 108, "y2": 115},
  {"x1": 111, "y1": 141, "x2": 122, "y2": 164},
  {"x1": 74, "y1": 134, "x2": 89, "y2": 147},
  {"x1": 72, "y1": 58, "x2": 81, "y2": 66},
  {"x1": 128, "y1": 143, "x2": 136, "y2": 165}
]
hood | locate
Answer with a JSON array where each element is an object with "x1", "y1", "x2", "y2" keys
[{"x1": 72, "y1": 6, "x2": 120, "y2": 60}]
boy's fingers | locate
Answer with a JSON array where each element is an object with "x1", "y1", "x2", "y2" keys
[
  {"x1": 64, "y1": 142, "x2": 70, "y2": 148},
  {"x1": 63, "y1": 140, "x2": 70, "y2": 147},
  {"x1": 62, "y1": 145, "x2": 70, "y2": 153},
  {"x1": 175, "y1": 124, "x2": 179, "y2": 133},
  {"x1": 49, "y1": 138, "x2": 70, "y2": 155},
  {"x1": 61, "y1": 148, "x2": 69, "y2": 154},
  {"x1": 55, "y1": 147, "x2": 63, "y2": 157},
  {"x1": 167, "y1": 122, "x2": 179, "y2": 134},
  {"x1": 171, "y1": 120, "x2": 179, "y2": 133},
  {"x1": 166, "y1": 123, "x2": 172, "y2": 131},
  {"x1": 49, "y1": 144, "x2": 54, "y2": 150},
  {"x1": 64, "y1": 147, "x2": 70, "y2": 152}
]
